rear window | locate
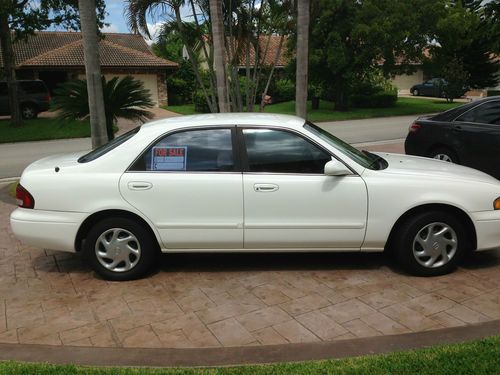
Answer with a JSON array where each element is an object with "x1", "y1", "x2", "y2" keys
[
  {"x1": 19, "y1": 81, "x2": 48, "y2": 94},
  {"x1": 78, "y1": 127, "x2": 140, "y2": 163}
]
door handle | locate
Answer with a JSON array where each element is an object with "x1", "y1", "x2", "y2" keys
[
  {"x1": 453, "y1": 126, "x2": 462, "y2": 132},
  {"x1": 128, "y1": 181, "x2": 153, "y2": 190},
  {"x1": 254, "y1": 183, "x2": 279, "y2": 192}
]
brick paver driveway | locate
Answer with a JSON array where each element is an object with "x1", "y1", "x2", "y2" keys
[{"x1": 1, "y1": 194, "x2": 499, "y2": 348}]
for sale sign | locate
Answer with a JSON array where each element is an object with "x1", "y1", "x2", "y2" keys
[{"x1": 151, "y1": 146, "x2": 187, "y2": 171}]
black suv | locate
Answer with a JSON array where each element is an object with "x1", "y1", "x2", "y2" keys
[{"x1": 0, "y1": 80, "x2": 51, "y2": 119}]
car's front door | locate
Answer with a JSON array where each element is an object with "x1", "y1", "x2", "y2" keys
[
  {"x1": 454, "y1": 100, "x2": 500, "y2": 177},
  {"x1": 120, "y1": 127, "x2": 244, "y2": 249},
  {"x1": 239, "y1": 127, "x2": 368, "y2": 249}
]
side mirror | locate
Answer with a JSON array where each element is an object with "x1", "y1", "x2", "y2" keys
[{"x1": 324, "y1": 159, "x2": 353, "y2": 176}]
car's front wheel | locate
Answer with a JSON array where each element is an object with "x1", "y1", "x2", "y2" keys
[
  {"x1": 84, "y1": 217, "x2": 158, "y2": 281},
  {"x1": 412, "y1": 89, "x2": 419, "y2": 96},
  {"x1": 393, "y1": 211, "x2": 468, "y2": 276}
]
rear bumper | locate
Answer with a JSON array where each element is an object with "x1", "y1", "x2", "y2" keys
[
  {"x1": 10, "y1": 208, "x2": 86, "y2": 252},
  {"x1": 471, "y1": 211, "x2": 500, "y2": 251}
]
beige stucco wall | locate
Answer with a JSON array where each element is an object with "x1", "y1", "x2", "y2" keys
[
  {"x1": 390, "y1": 68, "x2": 424, "y2": 93},
  {"x1": 77, "y1": 73, "x2": 159, "y2": 107}
]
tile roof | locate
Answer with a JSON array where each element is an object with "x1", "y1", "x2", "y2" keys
[
  {"x1": 226, "y1": 35, "x2": 289, "y2": 67},
  {"x1": 0, "y1": 31, "x2": 177, "y2": 69}
]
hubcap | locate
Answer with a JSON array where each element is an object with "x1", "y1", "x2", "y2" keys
[
  {"x1": 433, "y1": 154, "x2": 453, "y2": 162},
  {"x1": 95, "y1": 228, "x2": 141, "y2": 273},
  {"x1": 22, "y1": 107, "x2": 35, "y2": 119},
  {"x1": 412, "y1": 222, "x2": 457, "y2": 268}
]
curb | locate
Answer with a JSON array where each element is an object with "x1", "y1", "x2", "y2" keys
[
  {"x1": 0, "y1": 320, "x2": 498, "y2": 368},
  {"x1": 0, "y1": 177, "x2": 19, "y2": 184}
]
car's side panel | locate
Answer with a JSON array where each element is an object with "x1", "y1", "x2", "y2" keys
[
  {"x1": 119, "y1": 173, "x2": 244, "y2": 249},
  {"x1": 453, "y1": 122, "x2": 500, "y2": 177},
  {"x1": 243, "y1": 174, "x2": 368, "y2": 248},
  {"x1": 361, "y1": 170, "x2": 499, "y2": 251}
]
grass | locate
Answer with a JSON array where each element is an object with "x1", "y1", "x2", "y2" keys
[
  {"x1": 0, "y1": 335, "x2": 499, "y2": 374},
  {"x1": 165, "y1": 97, "x2": 463, "y2": 122},
  {"x1": 0, "y1": 117, "x2": 91, "y2": 143}
]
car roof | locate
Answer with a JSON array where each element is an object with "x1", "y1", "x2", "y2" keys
[
  {"x1": 429, "y1": 96, "x2": 500, "y2": 122},
  {"x1": 141, "y1": 113, "x2": 306, "y2": 131}
]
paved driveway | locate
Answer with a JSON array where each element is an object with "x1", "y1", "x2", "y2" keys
[{"x1": 1, "y1": 194, "x2": 498, "y2": 348}]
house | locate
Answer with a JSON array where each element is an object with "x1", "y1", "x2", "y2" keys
[{"x1": 0, "y1": 31, "x2": 178, "y2": 107}]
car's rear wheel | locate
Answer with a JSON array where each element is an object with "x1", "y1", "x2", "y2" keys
[
  {"x1": 84, "y1": 217, "x2": 158, "y2": 281},
  {"x1": 21, "y1": 103, "x2": 38, "y2": 119},
  {"x1": 412, "y1": 89, "x2": 419, "y2": 96},
  {"x1": 428, "y1": 147, "x2": 458, "y2": 163},
  {"x1": 393, "y1": 211, "x2": 467, "y2": 276}
]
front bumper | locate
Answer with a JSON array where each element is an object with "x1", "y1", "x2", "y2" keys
[
  {"x1": 10, "y1": 208, "x2": 86, "y2": 252},
  {"x1": 471, "y1": 210, "x2": 500, "y2": 251}
]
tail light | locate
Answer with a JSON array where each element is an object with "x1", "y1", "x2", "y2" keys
[
  {"x1": 408, "y1": 123, "x2": 421, "y2": 133},
  {"x1": 45, "y1": 93, "x2": 51, "y2": 102},
  {"x1": 16, "y1": 184, "x2": 35, "y2": 209}
]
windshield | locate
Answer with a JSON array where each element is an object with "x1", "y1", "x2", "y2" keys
[
  {"x1": 78, "y1": 127, "x2": 140, "y2": 163},
  {"x1": 304, "y1": 122, "x2": 384, "y2": 170}
]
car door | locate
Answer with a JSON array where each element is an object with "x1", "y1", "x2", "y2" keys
[
  {"x1": 453, "y1": 100, "x2": 500, "y2": 178},
  {"x1": 239, "y1": 127, "x2": 368, "y2": 249},
  {"x1": 120, "y1": 127, "x2": 244, "y2": 249}
]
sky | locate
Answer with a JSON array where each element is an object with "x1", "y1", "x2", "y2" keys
[{"x1": 101, "y1": 0, "x2": 192, "y2": 42}]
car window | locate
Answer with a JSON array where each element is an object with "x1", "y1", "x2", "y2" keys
[
  {"x1": 242, "y1": 128, "x2": 331, "y2": 174},
  {"x1": 78, "y1": 127, "x2": 140, "y2": 163},
  {"x1": 131, "y1": 128, "x2": 235, "y2": 172},
  {"x1": 0, "y1": 82, "x2": 7, "y2": 95},
  {"x1": 455, "y1": 101, "x2": 500, "y2": 125},
  {"x1": 19, "y1": 81, "x2": 47, "y2": 94}
]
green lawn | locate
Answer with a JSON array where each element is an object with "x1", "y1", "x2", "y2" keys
[
  {"x1": 1, "y1": 335, "x2": 499, "y2": 374},
  {"x1": 165, "y1": 97, "x2": 462, "y2": 122},
  {"x1": 0, "y1": 117, "x2": 91, "y2": 143}
]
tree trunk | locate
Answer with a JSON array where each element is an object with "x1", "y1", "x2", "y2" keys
[
  {"x1": 260, "y1": 35, "x2": 285, "y2": 111},
  {"x1": 295, "y1": 0, "x2": 310, "y2": 119},
  {"x1": 0, "y1": 10, "x2": 22, "y2": 127},
  {"x1": 334, "y1": 77, "x2": 349, "y2": 111},
  {"x1": 209, "y1": 0, "x2": 230, "y2": 113},
  {"x1": 78, "y1": 0, "x2": 108, "y2": 147}
]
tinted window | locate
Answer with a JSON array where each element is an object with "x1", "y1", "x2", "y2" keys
[
  {"x1": 78, "y1": 127, "x2": 140, "y2": 163},
  {"x1": 19, "y1": 81, "x2": 47, "y2": 94},
  {"x1": 243, "y1": 128, "x2": 331, "y2": 174},
  {"x1": 132, "y1": 128, "x2": 234, "y2": 172},
  {"x1": 456, "y1": 101, "x2": 500, "y2": 125}
]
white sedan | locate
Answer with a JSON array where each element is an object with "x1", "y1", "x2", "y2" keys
[{"x1": 10, "y1": 113, "x2": 500, "y2": 280}]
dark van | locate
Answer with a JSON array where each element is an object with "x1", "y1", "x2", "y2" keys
[{"x1": 0, "y1": 80, "x2": 51, "y2": 119}]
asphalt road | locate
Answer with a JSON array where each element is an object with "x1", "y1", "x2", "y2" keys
[{"x1": 0, "y1": 114, "x2": 418, "y2": 178}]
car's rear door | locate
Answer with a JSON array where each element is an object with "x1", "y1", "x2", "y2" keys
[
  {"x1": 454, "y1": 100, "x2": 500, "y2": 177},
  {"x1": 120, "y1": 127, "x2": 244, "y2": 249},
  {"x1": 239, "y1": 126, "x2": 368, "y2": 249}
]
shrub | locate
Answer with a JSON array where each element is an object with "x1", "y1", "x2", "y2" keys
[
  {"x1": 272, "y1": 79, "x2": 295, "y2": 103},
  {"x1": 350, "y1": 89, "x2": 397, "y2": 108},
  {"x1": 193, "y1": 89, "x2": 212, "y2": 113},
  {"x1": 166, "y1": 61, "x2": 196, "y2": 105}
]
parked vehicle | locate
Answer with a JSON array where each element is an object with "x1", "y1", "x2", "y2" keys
[
  {"x1": 0, "y1": 80, "x2": 51, "y2": 119},
  {"x1": 11, "y1": 113, "x2": 500, "y2": 280},
  {"x1": 405, "y1": 96, "x2": 500, "y2": 179},
  {"x1": 410, "y1": 78, "x2": 466, "y2": 98}
]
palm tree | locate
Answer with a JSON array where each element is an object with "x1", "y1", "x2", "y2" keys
[
  {"x1": 52, "y1": 76, "x2": 155, "y2": 141},
  {"x1": 295, "y1": 0, "x2": 310, "y2": 119},
  {"x1": 78, "y1": 0, "x2": 108, "y2": 148},
  {"x1": 209, "y1": 0, "x2": 230, "y2": 112}
]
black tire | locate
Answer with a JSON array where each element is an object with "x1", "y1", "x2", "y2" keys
[
  {"x1": 84, "y1": 217, "x2": 158, "y2": 281},
  {"x1": 412, "y1": 89, "x2": 419, "y2": 96},
  {"x1": 393, "y1": 211, "x2": 467, "y2": 276},
  {"x1": 428, "y1": 147, "x2": 459, "y2": 164},
  {"x1": 21, "y1": 103, "x2": 38, "y2": 119}
]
